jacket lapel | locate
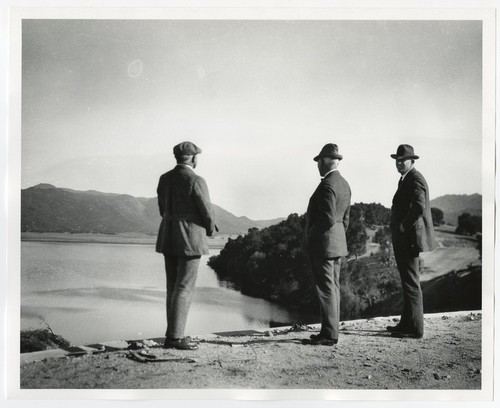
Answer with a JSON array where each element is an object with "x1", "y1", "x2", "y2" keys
[{"x1": 397, "y1": 167, "x2": 416, "y2": 191}]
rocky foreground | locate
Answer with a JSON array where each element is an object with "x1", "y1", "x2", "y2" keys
[{"x1": 20, "y1": 311, "x2": 482, "y2": 390}]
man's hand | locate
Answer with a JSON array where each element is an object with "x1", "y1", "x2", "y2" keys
[
  {"x1": 399, "y1": 224, "x2": 405, "y2": 233},
  {"x1": 207, "y1": 225, "x2": 219, "y2": 237}
]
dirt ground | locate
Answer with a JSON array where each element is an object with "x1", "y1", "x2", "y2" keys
[{"x1": 20, "y1": 311, "x2": 482, "y2": 390}]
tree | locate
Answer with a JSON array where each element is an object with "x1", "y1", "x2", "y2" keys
[
  {"x1": 431, "y1": 207, "x2": 445, "y2": 226},
  {"x1": 208, "y1": 213, "x2": 316, "y2": 308},
  {"x1": 346, "y1": 206, "x2": 368, "y2": 258},
  {"x1": 372, "y1": 225, "x2": 392, "y2": 263},
  {"x1": 455, "y1": 213, "x2": 482, "y2": 235},
  {"x1": 208, "y1": 208, "x2": 401, "y2": 319},
  {"x1": 352, "y1": 202, "x2": 391, "y2": 226},
  {"x1": 372, "y1": 226, "x2": 392, "y2": 246}
]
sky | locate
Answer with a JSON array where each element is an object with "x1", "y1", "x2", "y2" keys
[{"x1": 21, "y1": 19, "x2": 483, "y2": 220}]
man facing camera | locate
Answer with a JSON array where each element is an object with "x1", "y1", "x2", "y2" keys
[
  {"x1": 156, "y1": 141, "x2": 216, "y2": 350},
  {"x1": 388, "y1": 144, "x2": 437, "y2": 339},
  {"x1": 302, "y1": 143, "x2": 351, "y2": 346}
]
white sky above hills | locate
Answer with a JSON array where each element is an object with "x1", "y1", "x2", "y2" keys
[{"x1": 22, "y1": 19, "x2": 483, "y2": 219}]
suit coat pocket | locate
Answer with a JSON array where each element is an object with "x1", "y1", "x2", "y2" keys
[
  {"x1": 308, "y1": 224, "x2": 347, "y2": 257},
  {"x1": 409, "y1": 219, "x2": 424, "y2": 253},
  {"x1": 306, "y1": 226, "x2": 328, "y2": 254}
]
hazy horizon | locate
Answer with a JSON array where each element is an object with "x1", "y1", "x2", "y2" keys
[
  {"x1": 22, "y1": 181, "x2": 481, "y2": 221},
  {"x1": 22, "y1": 19, "x2": 483, "y2": 219}
]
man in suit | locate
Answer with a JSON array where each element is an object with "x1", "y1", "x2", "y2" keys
[
  {"x1": 156, "y1": 141, "x2": 216, "y2": 350},
  {"x1": 302, "y1": 143, "x2": 351, "y2": 346},
  {"x1": 388, "y1": 144, "x2": 437, "y2": 339}
]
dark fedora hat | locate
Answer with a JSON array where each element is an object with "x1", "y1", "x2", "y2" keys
[
  {"x1": 173, "y1": 141, "x2": 202, "y2": 156},
  {"x1": 313, "y1": 143, "x2": 343, "y2": 161},
  {"x1": 390, "y1": 144, "x2": 419, "y2": 160}
]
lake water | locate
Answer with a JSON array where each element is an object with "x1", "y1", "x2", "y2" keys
[{"x1": 21, "y1": 241, "x2": 316, "y2": 345}]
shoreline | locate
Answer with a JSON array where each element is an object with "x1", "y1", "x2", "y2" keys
[
  {"x1": 19, "y1": 310, "x2": 484, "y2": 391},
  {"x1": 21, "y1": 232, "x2": 230, "y2": 249},
  {"x1": 20, "y1": 309, "x2": 481, "y2": 363}
]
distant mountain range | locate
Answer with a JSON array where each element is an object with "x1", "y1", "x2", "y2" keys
[
  {"x1": 429, "y1": 194, "x2": 482, "y2": 225},
  {"x1": 21, "y1": 184, "x2": 283, "y2": 235},
  {"x1": 21, "y1": 184, "x2": 481, "y2": 234}
]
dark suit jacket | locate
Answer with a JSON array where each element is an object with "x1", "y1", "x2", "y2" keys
[
  {"x1": 155, "y1": 165, "x2": 215, "y2": 256},
  {"x1": 303, "y1": 170, "x2": 351, "y2": 258},
  {"x1": 390, "y1": 167, "x2": 437, "y2": 253}
]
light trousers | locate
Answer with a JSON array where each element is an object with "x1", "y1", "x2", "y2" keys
[
  {"x1": 309, "y1": 256, "x2": 341, "y2": 340},
  {"x1": 164, "y1": 255, "x2": 201, "y2": 339}
]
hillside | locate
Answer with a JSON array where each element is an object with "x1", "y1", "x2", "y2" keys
[
  {"x1": 21, "y1": 184, "x2": 282, "y2": 235},
  {"x1": 430, "y1": 194, "x2": 482, "y2": 225},
  {"x1": 212, "y1": 205, "x2": 281, "y2": 233}
]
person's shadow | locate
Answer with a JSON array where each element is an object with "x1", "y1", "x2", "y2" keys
[
  {"x1": 200, "y1": 338, "x2": 304, "y2": 347},
  {"x1": 339, "y1": 328, "x2": 391, "y2": 338}
]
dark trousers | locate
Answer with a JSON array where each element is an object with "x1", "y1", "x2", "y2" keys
[
  {"x1": 309, "y1": 256, "x2": 341, "y2": 340},
  {"x1": 393, "y1": 244, "x2": 424, "y2": 337},
  {"x1": 164, "y1": 255, "x2": 201, "y2": 339}
]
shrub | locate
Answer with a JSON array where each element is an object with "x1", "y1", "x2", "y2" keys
[
  {"x1": 456, "y1": 213, "x2": 482, "y2": 236},
  {"x1": 21, "y1": 328, "x2": 70, "y2": 353},
  {"x1": 431, "y1": 207, "x2": 445, "y2": 226},
  {"x1": 209, "y1": 205, "x2": 401, "y2": 320}
]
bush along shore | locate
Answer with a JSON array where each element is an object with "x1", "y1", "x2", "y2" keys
[
  {"x1": 21, "y1": 327, "x2": 70, "y2": 353},
  {"x1": 208, "y1": 211, "x2": 482, "y2": 322}
]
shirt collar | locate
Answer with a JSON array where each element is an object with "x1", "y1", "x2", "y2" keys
[
  {"x1": 321, "y1": 169, "x2": 338, "y2": 179},
  {"x1": 400, "y1": 166, "x2": 414, "y2": 181},
  {"x1": 178, "y1": 164, "x2": 195, "y2": 172}
]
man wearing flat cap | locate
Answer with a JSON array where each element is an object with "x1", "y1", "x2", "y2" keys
[
  {"x1": 388, "y1": 144, "x2": 436, "y2": 339},
  {"x1": 302, "y1": 143, "x2": 351, "y2": 346},
  {"x1": 156, "y1": 141, "x2": 216, "y2": 350}
]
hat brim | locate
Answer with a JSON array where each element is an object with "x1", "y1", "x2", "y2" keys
[
  {"x1": 390, "y1": 154, "x2": 419, "y2": 160},
  {"x1": 313, "y1": 154, "x2": 343, "y2": 162}
]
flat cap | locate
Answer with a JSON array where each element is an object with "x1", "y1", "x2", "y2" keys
[{"x1": 173, "y1": 141, "x2": 202, "y2": 156}]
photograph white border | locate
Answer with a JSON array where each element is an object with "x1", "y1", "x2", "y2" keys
[{"x1": 2, "y1": 2, "x2": 497, "y2": 405}]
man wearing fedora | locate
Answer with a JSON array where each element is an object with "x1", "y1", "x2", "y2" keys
[
  {"x1": 156, "y1": 141, "x2": 216, "y2": 350},
  {"x1": 388, "y1": 144, "x2": 437, "y2": 339},
  {"x1": 302, "y1": 143, "x2": 351, "y2": 346}
]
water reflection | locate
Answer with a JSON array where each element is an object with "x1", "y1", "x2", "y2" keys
[{"x1": 21, "y1": 242, "x2": 317, "y2": 345}]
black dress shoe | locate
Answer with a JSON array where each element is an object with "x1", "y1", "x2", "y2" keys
[
  {"x1": 163, "y1": 337, "x2": 199, "y2": 350},
  {"x1": 302, "y1": 336, "x2": 338, "y2": 346},
  {"x1": 391, "y1": 332, "x2": 423, "y2": 339}
]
